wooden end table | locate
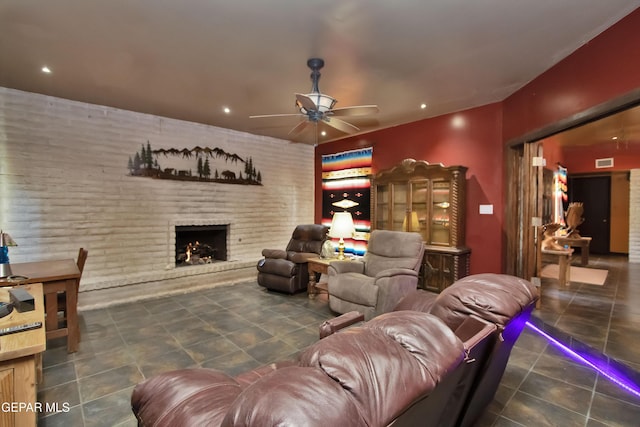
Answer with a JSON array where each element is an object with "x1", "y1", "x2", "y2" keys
[
  {"x1": 307, "y1": 258, "x2": 334, "y2": 298},
  {"x1": 0, "y1": 283, "x2": 46, "y2": 427}
]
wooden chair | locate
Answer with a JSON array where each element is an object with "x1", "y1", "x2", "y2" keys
[
  {"x1": 37, "y1": 248, "x2": 87, "y2": 379},
  {"x1": 56, "y1": 248, "x2": 88, "y2": 326}
]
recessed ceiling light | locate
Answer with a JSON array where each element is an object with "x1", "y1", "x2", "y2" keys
[
  {"x1": 420, "y1": 103, "x2": 427, "y2": 109},
  {"x1": 612, "y1": 136, "x2": 618, "y2": 140},
  {"x1": 41, "y1": 66, "x2": 51, "y2": 73},
  {"x1": 223, "y1": 107, "x2": 231, "y2": 114},
  {"x1": 321, "y1": 131, "x2": 327, "y2": 136}
]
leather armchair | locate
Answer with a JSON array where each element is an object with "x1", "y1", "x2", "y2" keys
[
  {"x1": 327, "y1": 229, "x2": 424, "y2": 320},
  {"x1": 257, "y1": 224, "x2": 329, "y2": 294},
  {"x1": 320, "y1": 273, "x2": 539, "y2": 427},
  {"x1": 394, "y1": 273, "x2": 539, "y2": 427}
]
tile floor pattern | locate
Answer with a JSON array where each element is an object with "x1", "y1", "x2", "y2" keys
[{"x1": 37, "y1": 255, "x2": 640, "y2": 426}]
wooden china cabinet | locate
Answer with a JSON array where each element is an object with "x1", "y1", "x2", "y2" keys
[{"x1": 372, "y1": 158, "x2": 470, "y2": 292}]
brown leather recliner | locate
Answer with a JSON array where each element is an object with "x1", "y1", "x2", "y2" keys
[
  {"x1": 131, "y1": 310, "x2": 494, "y2": 427},
  {"x1": 393, "y1": 273, "x2": 539, "y2": 427},
  {"x1": 130, "y1": 273, "x2": 538, "y2": 427},
  {"x1": 256, "y1": 224, "x2": 329, "y2": 294},
  {"x1": 318, "y1": 272, "x2": 539, "y2": 427}
]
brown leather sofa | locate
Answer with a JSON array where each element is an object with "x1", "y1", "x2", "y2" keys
[
  {"x1": 256, "y1": 224, "x2": 328, "y2": 294},
  {"x1": 131, "y1": 273, "x2": 538, "y2": 427}
]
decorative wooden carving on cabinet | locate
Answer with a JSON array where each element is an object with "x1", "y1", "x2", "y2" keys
[{"x1": 372, "y1": 158, "x2": 470, "y2": 292}]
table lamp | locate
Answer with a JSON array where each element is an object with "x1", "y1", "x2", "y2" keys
[
  {"x1": 0, "y1": 230, "x2": 17, "y2": 278},
  {"x1": 329, "y1": 212, "x2": 355, "y2": 260},
  {"x1": 402, "y1": 211, "x2": 420, "y2": 232}
]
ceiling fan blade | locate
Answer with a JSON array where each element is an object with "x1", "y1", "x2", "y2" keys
[
  {"x1": 295, "y1": 93, "x2": 318, "y2": 112},
  {"x1": 324, "y1": 117, "x2": 360, "y2": 134},
  {"x1": 330, "y1": 105, "x2": 379, "y2": 117},
  {"x1": 288, "y1": 120, "x2": 312, "y2": 137},
  {"x1": 250, "y1": 113, "x2": 304, "y2": 119}
]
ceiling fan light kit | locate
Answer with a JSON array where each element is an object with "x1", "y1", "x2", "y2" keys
[
  {"x1": 250, "y1": 57, "x2": 378, "y2": 143},
  {"x1": 297, "y1": 93, "x2": 336, "y2": 115}
]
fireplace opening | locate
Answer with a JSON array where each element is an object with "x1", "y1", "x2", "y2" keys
[{"x1": 175, "y1": 225, "x2": 228, "y2": 266}]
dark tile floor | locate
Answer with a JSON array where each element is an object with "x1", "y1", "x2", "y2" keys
[{"x1": 37, "y1": 254, "x2": 640, "y2": 426}]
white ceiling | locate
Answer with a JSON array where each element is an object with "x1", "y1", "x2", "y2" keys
[{"x1": 1, "y1": 1, "x2": 639, "y2": 145}]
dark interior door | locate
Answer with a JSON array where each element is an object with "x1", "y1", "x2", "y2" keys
[{"x1": 568, "y1": 175, "x2": 610, "y2": 253}]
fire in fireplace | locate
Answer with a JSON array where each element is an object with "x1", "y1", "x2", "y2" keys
[{"x1": 175, "y1": 225, "x2": 228, "y2": 266}]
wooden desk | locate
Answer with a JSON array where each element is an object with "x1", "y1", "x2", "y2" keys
[
  {"x1": 0, "y1": 260, "x2": 80, "y2": 353},
  {"x1": 0, "y1": 283, "x2": 45, "y2": 427},
  {"x1": 555, "y1": 236, "x2": 592, "y2": 266},
  {"x1": 307, "y1": 258, "x2": 334, "y2": 298}
]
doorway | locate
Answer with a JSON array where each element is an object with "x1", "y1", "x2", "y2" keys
[
  {"x1": 567, "y1": 175, "x2": 611, "y2": 254},
  {"x1": 505, "y1": 94, "x2": 640, "y2": 278}
]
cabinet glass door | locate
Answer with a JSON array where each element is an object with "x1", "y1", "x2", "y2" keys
[
  {"x1": 409, "y1": 180, "x2": 429, "y2": 240},
  {"x1": 375, "y1": 184, "x2": 390, "y2": 230},
  {"x1": 430, "y1": 181, "x2": 451, "y2": 245},
  {"x1": 392, "y1": 183, "x2": 407, "y2": 231}
]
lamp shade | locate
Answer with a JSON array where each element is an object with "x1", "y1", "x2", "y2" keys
[
  {"x1": 298, "y1": 92, "x2": 336, "y2": 114},
  {"x1": 329, "y1": 212, "x2": 355, "y2": 239},
  {"x1": 0, "y1": 231, "x2": 17, "y2": 247},
  {"x1": 0, "y1": 230, "x2": 16, "y2": 277}
]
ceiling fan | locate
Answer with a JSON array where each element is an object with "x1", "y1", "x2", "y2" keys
[{"x1": 250, "y1": 58, "x2": 379, "y2": 142}]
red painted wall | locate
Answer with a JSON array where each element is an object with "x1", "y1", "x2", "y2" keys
[
  {"x1": 316, "y1": 103, "x2": 505, "y2": 274},
  {"x1": 561, "y1": 141, "x2": 640, "y2": 173},
  {"x1": 541, "y1": 138, "x2": 564, "y2": 171},
  {"x1": 543, "y1": 134, "x2": 640, "y2": 174},
  {"x1": 315, "y1": 7, "x2": 640, "y2": 275},
  {"x1": 503, "y1": 8, "x2": 640, "y2": 142}
]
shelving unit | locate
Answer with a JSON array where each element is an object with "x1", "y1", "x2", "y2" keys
[{"x1": 372, "y1": 159, "x2": 470, "y2": 292}]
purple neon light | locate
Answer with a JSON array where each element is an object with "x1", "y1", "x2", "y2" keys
[{"x1": 526, "y1": 321, "x2": 640, "y2": 398}]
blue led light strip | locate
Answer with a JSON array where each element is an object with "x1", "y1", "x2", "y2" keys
[{"x1": 526, "y1": 321, "x2": 640, "y2": 398}]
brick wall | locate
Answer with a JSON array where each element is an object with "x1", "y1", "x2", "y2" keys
[
  {"x1": 0, "y1": 88, "x2": 315, "y2": 306},
  {"x1": 630, "y1": 169, "x2": 640, "y2": 263}
]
